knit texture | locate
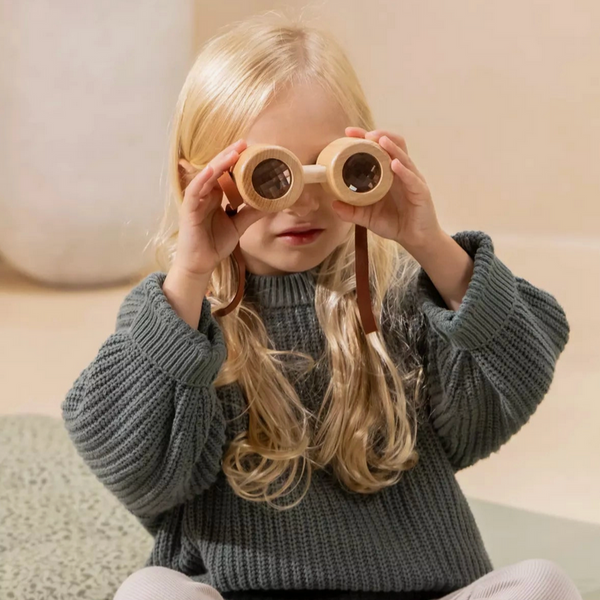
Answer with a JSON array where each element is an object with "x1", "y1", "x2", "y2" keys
[{"x1": 62, "y1": 230, "x2": 570, "y2": 597}]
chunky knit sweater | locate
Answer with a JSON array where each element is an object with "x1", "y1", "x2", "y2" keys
[{"x1": 62, "y1": 230, "x2": 570, "y2": 598}]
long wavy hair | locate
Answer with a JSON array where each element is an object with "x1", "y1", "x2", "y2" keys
[{"x1": 148, "y1": 10, "x2": 429, "y2": 510}]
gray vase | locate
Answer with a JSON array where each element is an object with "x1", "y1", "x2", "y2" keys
[{"x1": 0, "y1": 0, "x2": 192, "y2": 286}]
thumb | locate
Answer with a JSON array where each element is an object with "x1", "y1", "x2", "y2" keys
[
  {"x1": 229, "y1": 204, "x2": 269, "y2": 236},
  {"x1": 332, "y1": 200, "x2": 371, "y2": 229}
]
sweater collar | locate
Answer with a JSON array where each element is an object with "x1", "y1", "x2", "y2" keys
[{"x1": 244, "y1": 266, "x2": 319, "y2": 308}]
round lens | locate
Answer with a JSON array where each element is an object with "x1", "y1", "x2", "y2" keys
[
  {"x1": 252, "y1": 159, "x2": 292, "y2": 199},
  {"x1": 342, "y1": 153, "x2": 381, "y2": 193}
]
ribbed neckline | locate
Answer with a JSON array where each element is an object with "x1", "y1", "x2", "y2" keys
[{"x1": 244, "y1": 266, "x2": 319, "y2": 308}]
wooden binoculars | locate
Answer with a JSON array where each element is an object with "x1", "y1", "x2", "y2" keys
[{"x1": 215, "y1": 136, "x2": 394, "y2": 334}]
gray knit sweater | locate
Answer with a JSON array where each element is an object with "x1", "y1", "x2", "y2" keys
[{"x1": 62, "y1": 230, "x2": 570, "y2": 597}]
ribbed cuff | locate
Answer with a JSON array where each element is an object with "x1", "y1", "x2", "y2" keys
[
  {"x1": 128, "y1": 272, "x2": 227, "y2": 387},
  {"x1": 416, "y1": 230, "x2": 516, "y2": 350}
]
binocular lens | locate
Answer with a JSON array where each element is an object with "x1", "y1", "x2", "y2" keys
[
  {"x1": 342, "y1": 153, "x2": 381, "y2": 193},
  {"x1": 252, "y1": 158, "x2": 292, "y2": 200}
]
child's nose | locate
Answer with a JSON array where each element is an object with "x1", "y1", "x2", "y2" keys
[{"x1": 285, "y1": 186, "x2": 321, "y2": 216}]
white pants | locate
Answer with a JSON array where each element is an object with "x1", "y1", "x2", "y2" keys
[{"x1": 113, "y1": 559, "x2": 583, "y2": 600}]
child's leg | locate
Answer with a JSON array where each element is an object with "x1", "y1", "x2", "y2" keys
[
  {"x1": 113, "y1": 566, "x2": 225, "y2": 600},
  {"x1": 436, "y1": 558, "x2": 582, "y2": 600}
]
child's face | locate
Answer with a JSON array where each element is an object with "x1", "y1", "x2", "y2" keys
[{"x1": 224, "y1": 81, "x2": 354, "y2": 276}]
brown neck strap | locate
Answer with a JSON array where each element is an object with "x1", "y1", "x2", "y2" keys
[{"x1": 213, "y1": 171, "x2": 377, "y2": 334}]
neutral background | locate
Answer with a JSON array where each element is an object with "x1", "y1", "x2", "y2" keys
[{"x1": 1, "y1": 0, "x2": 598, "y2": 542}]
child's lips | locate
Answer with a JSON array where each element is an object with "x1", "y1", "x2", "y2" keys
[
  {"x1": 276, "y1": 229, "x2": 324, "y2": 244},
  {"x1": 277, "y1": 228, "x2": 324, "y2": 236}
]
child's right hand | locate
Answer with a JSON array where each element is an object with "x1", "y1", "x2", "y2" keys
[{"x1": 175, "y1": 139, "x2": 268, "y2": 278}]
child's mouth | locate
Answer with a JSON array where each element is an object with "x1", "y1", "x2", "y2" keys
[{"x1": 277, "y1": 229, "x2": 324, "y2": 245}]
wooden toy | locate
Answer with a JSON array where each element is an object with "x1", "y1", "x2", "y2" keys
[{"x1": 216, "y1": 137, "x2": 394, "y2": 334}]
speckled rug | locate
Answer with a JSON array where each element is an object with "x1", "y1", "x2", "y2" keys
[
  {"x1": 2, "y1": 414, "x2": 598, "y2": 600},
  {"x1": 0, "y1": 414, "x2": 153, "y2": 600}
]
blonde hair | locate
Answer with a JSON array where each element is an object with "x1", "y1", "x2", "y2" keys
[{"x1": 149, "y1": 10, "x2": 428, "y2": 510}]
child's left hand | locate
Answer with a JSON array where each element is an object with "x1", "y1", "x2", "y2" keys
[{"x1": 332, "y1": 127, "x2": 443, "y2": 251}]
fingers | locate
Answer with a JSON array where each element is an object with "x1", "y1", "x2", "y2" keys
[
  {"x1": 180, "y1": 164, "x2": 214, "y2": 214},
  {"x1": 366, "y1": 129, "x2": 408, "y2": 154},
  {"x1": 352, "y1": 128, "x2": 423, "y2": 182},
  {"x1": 345, "y1": 127, "x2": 422, "y2": 179},
  {"x1": 378, "y1": 135, "x2": 424, "y2": 182},
  {"x1": 345, "y1": 126, "x2": 409, "y2": 156},
  {"x1": 228, "y1": 204, "x2": 269, "y2": 237},
  {"x1": 181, "y1": 139, "x2": 248, "y2": 216},
  {"x1": 178, "y1": 138, "x2": 269, "y2": 233},
  {"x1": 345, "y1": 126, "x2": 367, "y2": 138},
  {"x1": 183, "y1": 139, "x2": 246, "y2": 199},
  {"x1": 390, "y1": 157, "x2": 423, "y2": 195},
  {"x1": 195, "y1": 148, "x2": 242, "y2": 199},
  {"x1": 205, "y1": 138, "x2": 247, "y2": 179}
]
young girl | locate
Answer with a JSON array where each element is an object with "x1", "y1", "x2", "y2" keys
[{"x1": 62, "y1": 12, "x2": 581, "y2": 600}]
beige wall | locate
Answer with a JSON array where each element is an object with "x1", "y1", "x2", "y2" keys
[{"x1": 193, "y1": 0, "x2": 600, "y2": 240}]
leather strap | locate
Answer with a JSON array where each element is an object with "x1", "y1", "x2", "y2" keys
[
  {"x1": 354, "y1": 224, "x2": 377, "y2": 334},
  {"x1": 213, "y1": 170, "x2": 378, "y2": 334},
  {"x1": 213, "y1": 171, "x2": 246, "y2": 317}
]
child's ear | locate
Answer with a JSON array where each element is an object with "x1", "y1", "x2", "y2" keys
[{"x1": 178, "y1": 158, "x2": 197, "y2": 190}]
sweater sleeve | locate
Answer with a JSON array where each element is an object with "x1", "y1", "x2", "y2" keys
[
  {"x1": 415, "y1": 230, "x2": 570, "y2": 472},
  {"x1": 62, "y1": 271, "x2": 228, "y2": 521}
]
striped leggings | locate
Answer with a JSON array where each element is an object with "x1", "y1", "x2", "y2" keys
[{"x1": 113, "y1": 559, "x2": 583, "y2": 600}]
